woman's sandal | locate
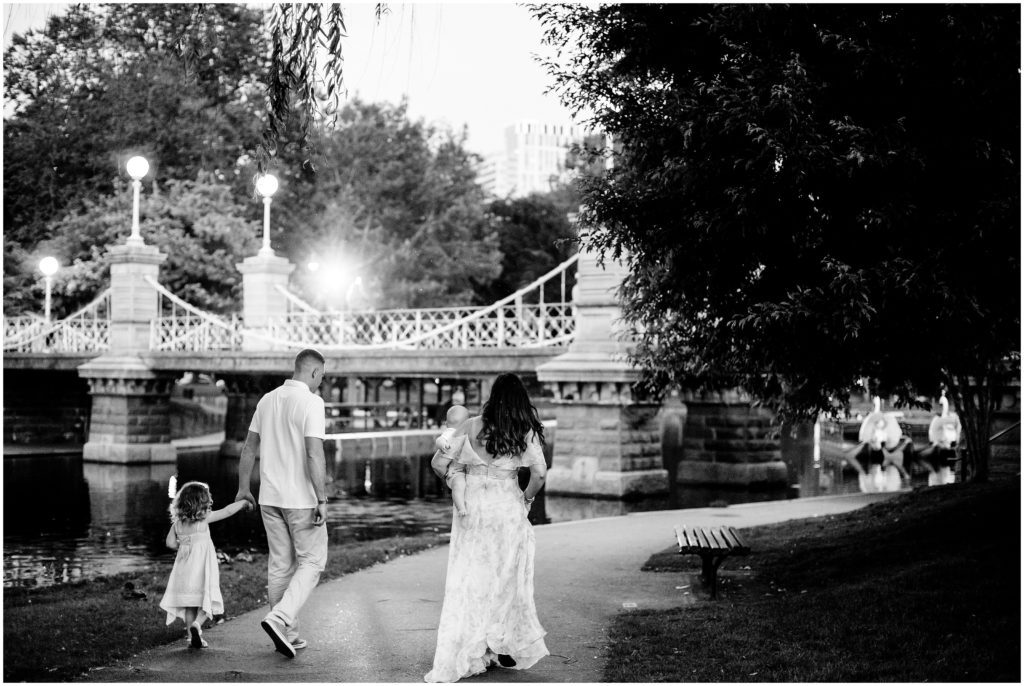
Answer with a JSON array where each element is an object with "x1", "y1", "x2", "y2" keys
[
  {"x1": 497, "y1": 654, "x2": 517, "y2": 668},
  {"x1": 189, "y1": 622, "x2": 208, "y2": 649}
]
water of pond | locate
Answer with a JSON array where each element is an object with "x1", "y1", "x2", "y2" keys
[{"x1": 3, "y1": 443, "x2": 871, "y2": 589}]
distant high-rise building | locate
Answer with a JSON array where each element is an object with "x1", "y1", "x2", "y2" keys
[{"x1": 477, "y1": 120, "x2": 586, "y2": 198}]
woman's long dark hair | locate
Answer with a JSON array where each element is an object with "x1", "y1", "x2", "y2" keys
[{"x1": 478, "y1": 373, "x2": 545, "y2": 456}]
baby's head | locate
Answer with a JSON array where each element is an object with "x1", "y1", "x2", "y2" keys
[
  {"x1": 445, "y1": 404, "x2": 469, "y2": 429},
  {"x1": 170, "y1": 481, "x2": 213, "y2": 523}
]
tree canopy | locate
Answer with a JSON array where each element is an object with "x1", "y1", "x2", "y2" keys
[
  {"x1": 39, "y1": 174, "x2": 259, "y2": 315},
  {"x1": 3, "y1": 5, "x2": 507, "y2": 315},
  {"x1": 266, "y1": 99, "x2": 502, "y2": 310},
  {"x1": 481, "y1": 193, "x2": 578, "y2": 305},
  {"x1": 534, "y1": 4, "x2": 1020, "y2": 480}
]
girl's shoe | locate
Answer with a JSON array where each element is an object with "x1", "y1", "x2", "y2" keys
[{"x1": 189, "y1": 622, "x2": 208, "y2": 649}]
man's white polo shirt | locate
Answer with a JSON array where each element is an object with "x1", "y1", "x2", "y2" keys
[{"x1": 249, "y1": 379, "x2": 326, "y2": 508}]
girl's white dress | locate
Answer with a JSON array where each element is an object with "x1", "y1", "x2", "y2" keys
[
  {"x1": 424, "y1": 430, "x2": 549, "y2": 682},
  {"x1": 159, "y1": 519, "x2": 223, "y2": 624}
]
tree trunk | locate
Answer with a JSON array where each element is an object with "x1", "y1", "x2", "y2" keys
[{"x1": 948, "y1": 370, "x2": 997, "y2": 483}]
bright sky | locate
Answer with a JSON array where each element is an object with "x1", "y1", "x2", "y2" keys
[{"x1": 1, "y1": 2, "x2": 579, "y2": 154}]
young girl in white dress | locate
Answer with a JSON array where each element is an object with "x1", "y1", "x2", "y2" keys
[{"x1": 159, "y1": 481, "x2": 251, "y2": 648}]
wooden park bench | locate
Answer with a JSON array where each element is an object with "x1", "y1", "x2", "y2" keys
[{"x1": 674, "y1": 525, "x2": 750, "y2": 599}]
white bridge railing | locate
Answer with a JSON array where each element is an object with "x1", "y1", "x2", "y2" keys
[
  {"x1": 149, "y1": 253, "x2": 579, "y2": 352},
  {"x1": 6, "y1": 254, "x2": 578, "y2": 354},
  {"x1": 269, "y1": 302, "x2": 575, "y2": 349},
  {"x1": 2, "y1": 289, "x2": 111, "y2": 353}
]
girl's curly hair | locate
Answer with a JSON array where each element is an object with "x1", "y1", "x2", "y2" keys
[{"x1": 170, "y1": 481, "x2": 213, "y2": 523}]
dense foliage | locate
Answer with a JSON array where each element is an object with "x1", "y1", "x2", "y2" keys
[
  {"x1": 3, "y1": 4, "x2": 268, "y2": 313},
  {"x1": 39, "y1": 174, "x2": 259, "y2": 314},
  {"x1": 534, "y1": 4, "x2": 1020, "y2": 479},
  {"x1": 482, "y1": 193, "x2": 578, "y2": 305},
  {"x1": 3, "y1": 5, "x2": 560, "y2": 316}
]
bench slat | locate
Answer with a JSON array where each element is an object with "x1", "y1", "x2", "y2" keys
[
  {"x1": 725, "y1": 526, "x2": 750, "y2": 553},
  {"x1": 675, "y1": 526, "x2": 687, "y2": 549},
  {"x1": 704, "y1": 527, "x2": 723, "y2": 549},
  {"x1": 682, "y1": 527, "x2": 697, "y2": 550},
  {"x1": 718, "y1": 526, "x2": 742, "y2": 550},
  {"x1": 676, "y1": 524, "x2": 750, "y2": 555},
  {"x1": 708, "y1": 527, "x2": 730, "y2": 550},
  {"x1": 696, "y1": 528, "x2": 716, "y2": 550}
]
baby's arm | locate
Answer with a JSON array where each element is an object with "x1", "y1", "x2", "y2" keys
[
  {"x1": 430, "y1": 450, "x2": 454, "y2": 481},
  {"x1": 435, "y1": 427, "x2": 457, "y2": 451},
  {"x1": 165, "y1": 525, "x2": 178, "y2": 550},
  {"x1": 206, "y1": 499, "x2": 252, "y2": 524}
]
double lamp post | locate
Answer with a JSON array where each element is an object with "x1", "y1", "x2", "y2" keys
[{"x1": 34, "y1": 154, "x2": 280, "y2": 322}]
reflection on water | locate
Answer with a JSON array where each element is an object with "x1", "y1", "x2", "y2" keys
[
  {"x1": 4, "y1": 433, "x2": 901, "y2": 588},
  {"x1": 3, "y1": 450, "x2": 454, "y2": 588}
]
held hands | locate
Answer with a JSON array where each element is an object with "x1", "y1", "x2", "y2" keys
[{"x1": 235, "y1": 489, "x2": 256, "y2": 509}]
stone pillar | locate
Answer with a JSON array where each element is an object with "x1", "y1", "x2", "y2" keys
[
  {"x1": 106, "y1": 242, "x2": 166, "y2": 351},
  {"x1": 677, "y1": 389, "x2": 788, "y2": 487},
  {"x1": 536, "y1": 244, "x2": 669, "y2": 498},
  {"x1": 78, "y1": 241, "x2": 178, "y2": 463},
  {"x1": 79, "y1": 358, "x2": 178, "y2": 463},
  {"x1": 237, "y1": 252, "x2": 295, "y2": 351}
]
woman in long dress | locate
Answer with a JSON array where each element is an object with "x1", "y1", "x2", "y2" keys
[{"x1": 425, "y1": 373, "x2": 549, "y2": 682}]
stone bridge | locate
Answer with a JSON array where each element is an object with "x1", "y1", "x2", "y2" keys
[{"x1": 2, "y1": 227, "x2": 796, "y2": 499}]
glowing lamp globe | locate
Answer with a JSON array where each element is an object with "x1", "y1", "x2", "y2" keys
[
  {"x1": 39, "y1": 256, "x2": 59, "y2": 277},
  {"x1": 256, "y1": 174, "x2": 279, "y2": 198},
  {"x1": 126, "y1": 156, "x2": 149, "y2": 180}
]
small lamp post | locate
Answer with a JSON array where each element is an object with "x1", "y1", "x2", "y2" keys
[
  {"x1": 126, "y1": 155, "x2": 150, "y2": 245},
  {"x1": 255, "y1": 174, "x2": 279, "y2": 256},
  {"x1": 39, "y1": 256, "x2": 59, "y2": 321}
]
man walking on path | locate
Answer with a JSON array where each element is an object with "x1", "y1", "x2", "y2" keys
[{"x1": 236, "y1": 348, "x2": 329, "y2": 659}]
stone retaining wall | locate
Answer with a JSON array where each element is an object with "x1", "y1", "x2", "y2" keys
[{"x1": 668, "y1": 389, "x2": 788, "y2": 487}]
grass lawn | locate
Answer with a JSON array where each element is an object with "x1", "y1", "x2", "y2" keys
[
  {"x1": 607, "y1": 477, "x2": 1020, "y2": 682},
  {"x1": 3, "y1": 534, "x2": 444, "y2": 682}
]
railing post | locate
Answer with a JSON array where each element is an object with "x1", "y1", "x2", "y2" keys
[{"x1": 497, "y1": 306, "x2": 505, "y2": 347}]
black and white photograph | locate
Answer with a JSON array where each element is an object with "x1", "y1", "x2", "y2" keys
[{"x1": 2, "y1": 2, "x2": 1019, "y2": 682}]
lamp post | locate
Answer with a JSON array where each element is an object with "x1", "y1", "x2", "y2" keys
[
  {"x1": 126, "y1": 155, "x2": 150, "y2": 245},
  {"x1": 39, "y1": 256, "x2": 59, "y2": 322},
  {"x1": 255, "y1": 174, "x2": 279, "y2": 256}
]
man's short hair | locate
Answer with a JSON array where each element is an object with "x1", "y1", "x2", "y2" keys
[{"x1": 294, "y1": 348, "x2": 325, "y2": 372}]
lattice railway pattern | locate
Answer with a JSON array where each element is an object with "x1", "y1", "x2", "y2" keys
[
  {"x1": 147, "y1": 278, "x2": 242, "y2": 352},
  {"x1": 2, "y1": 289, "x2": 111, "y2": 353},
  {"x1": 268, "y1": 253, "x2": 579, "y2": 350},
  {"x1": 149, "y1": 253, "x2": 579, "y2": 352}
]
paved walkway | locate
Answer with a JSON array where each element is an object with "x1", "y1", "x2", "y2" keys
[{"x1": 86, "y1": 491, "x2": 898, "y2": 683}]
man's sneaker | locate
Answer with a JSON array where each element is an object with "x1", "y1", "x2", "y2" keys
[
  {"x1": 261, "y1": 617, "x2": 296, "y2": 658},
  {"x1": 291, "y1": 638, "x2": 308, "y2": 650}
]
